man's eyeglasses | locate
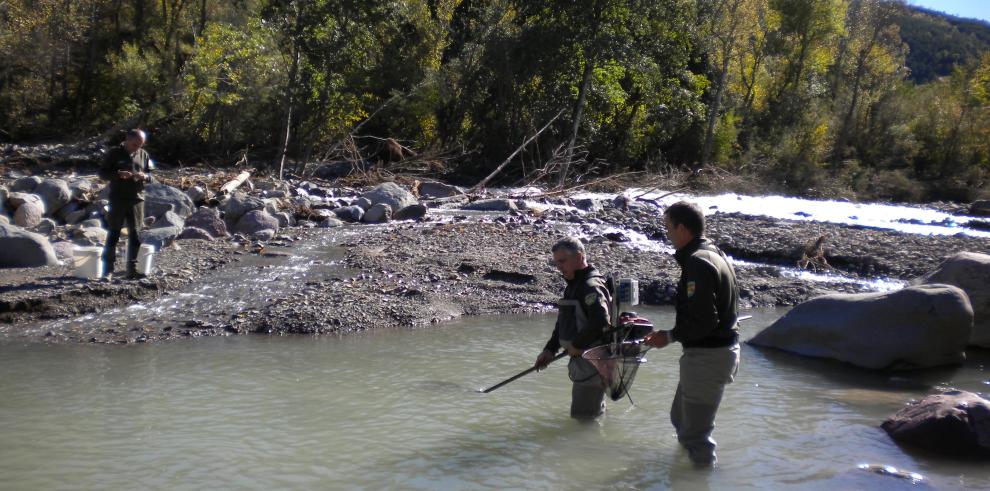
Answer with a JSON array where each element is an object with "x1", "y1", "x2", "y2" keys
[{"x1": 549, "y1": 257, "x2": 569, "y2": 266}]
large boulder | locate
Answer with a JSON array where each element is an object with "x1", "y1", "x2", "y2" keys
[
  {"x1": 0, "y1": 223, "x2": 58, "y2": 267},
  {"x1": 34, "y1": 178, "x2": 72, "y2": 214},
  {"x1": 417, "y1": 181, "x2": 462, "y2": 199},
  {"x1": 882, "y1": 390, "x2": 990, "y2": 457},
  {"x1": 139, "y1": 226, "x2": 182, "y2": 249},
  {"x1": 333, "y1": 205, "x2": 364, "y2": 223},
  {"x1": 71, "y1": 226, "x2": 107, "y2": 246},
  {"x1": 153, "y1": 210, "x2": 186, "y2": 230},
  {"x1": 362, "y1": 203, "x2": 392, "y2": 224},
  {"x1": 222, "y1": 192, "x2": 265, "y2": 225},
  {"x1": 185, "y1": 207, "x2": 228, "y2": 238},
  {"x1": 747, "y1": 284, "x2": 973, "y2": 370},
  {"x1": 178, "y1": 227, "x2": 213, "y2": 241},
  {"x1": 13, "y1": 197, "x2": 45, "y2": 228},
  {"x1": 11, "y1": 176, "x2": 41, "y2": 193},
  {"x1": 144, "y1": 183, "x2": 195, "y2": 219},
  {"x1": 234, "y1": 210, "x2": 279, "y2": 236},
  {"x1": 361, "y1": 182, "x2": 417, "y2": 212},
  {"x1": 393, "y1": 204, "x2": 428, "y2": 221},
  {"x1": 920, "y1": 252, "x2": 990, "y2": 347}
]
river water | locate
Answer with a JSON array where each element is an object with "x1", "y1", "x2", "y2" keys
[{"x1": 1, "y1": 306, "x2": 987, "y2": 490}]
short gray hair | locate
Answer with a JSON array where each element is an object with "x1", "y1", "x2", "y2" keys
[{"x1": 551, "y1": 237, "x2": 585, "y2": 256}]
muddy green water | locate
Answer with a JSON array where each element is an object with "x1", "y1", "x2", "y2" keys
[{"x1": 1, "y1": 307, "x2": 988, "y2": 490}]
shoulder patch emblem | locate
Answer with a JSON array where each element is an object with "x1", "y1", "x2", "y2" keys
[
  {"x1": 686, "y1": 281, "x2": 696, "y2": 297},
  {"x1": 584, "y1": 293, "x2": 598, "y2": 306}
]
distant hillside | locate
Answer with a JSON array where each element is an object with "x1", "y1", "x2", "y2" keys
[{"x1": 894, "y1": 4, "x2": 990, "y2": 83}]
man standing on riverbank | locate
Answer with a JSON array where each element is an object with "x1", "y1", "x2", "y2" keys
[
  {"x1": 534, "y1": 237, "x2": 613, "y2": 419},
  {"x1": 99, "y1": 129, "x2": 153, "y2": 281},
  {"x1": 644, "y1": 201, "x2": 740, "y2": 466}
]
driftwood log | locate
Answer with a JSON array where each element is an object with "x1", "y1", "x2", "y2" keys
[{"x1": 220, "y1": 170, "x2": 251, "y2": 195}]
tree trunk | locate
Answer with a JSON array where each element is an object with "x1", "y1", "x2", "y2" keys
[
  {"x1": 278, "y1": 3, "x2": 303, "y2": 181},
  {"x1": 560, "y1": 57, "x2": 594, "y2": 187}
]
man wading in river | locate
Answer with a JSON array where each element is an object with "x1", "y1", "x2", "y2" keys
[
  {"x1": 99, "y1": 129, "x2": 153, "y2": 281},
  {"x1": 644, "y1": 201, "x2": 740, "y2": 466},
  {"x1": 534, "y1": 237, "x2": 613, "y2": 419}
]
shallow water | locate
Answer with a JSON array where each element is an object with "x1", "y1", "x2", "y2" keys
[{"x1": 1, "y1": 306, "x2": 987, "y2": 490}]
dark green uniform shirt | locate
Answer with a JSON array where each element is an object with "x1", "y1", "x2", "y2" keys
[
  {"x1": 99, "y1": 146, "x2": 152, "y2": 203},
  {"x1": 670, "y1": 238, "x2": 739, "y2": 348},
  {"x1": 544, "y1": 265, "x2": 613, "y2": 353}
]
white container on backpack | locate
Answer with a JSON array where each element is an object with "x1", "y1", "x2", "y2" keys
[{"x1": 72, "y1": 246, "x2": 104, "y2": 280}]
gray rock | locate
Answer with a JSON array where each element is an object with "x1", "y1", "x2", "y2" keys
[
  {"x1": 274, "y1": 212, "x2": 294, "y2": 229},
  {"x1": 7, "y1": 192, "x2": 44, "y2": 209},
  {"x1": 35, "y1": 178, "x2": 72, "y2": 214},
  {"x1": 264, "y1": 190, "x2": 288, "y2": 199},
  {"x1": 64, "y1": 209, "x2": 88, "y2": 225},
  {"x1": 417, "y1": 181, "x2": 462, "y2": 199},
  {"x1": 11, "y1": 176, "x2": 41, "y2": 193},
  {"x1": 72, "y1": 227, "x2": 107, "y2": 246},
  {"x1": 462, "y1": 199, "x2": 517, "y2": 212},
  {"x1": 320, "y1": 217, "x2": 344, "y2": 228},
  {"x1": 0, "y1": 215, "x2": 8, "y2": 225},
  {"x1": 353, "y1": 197, "x2": 373, "y2": 210},
  {"x1": 747, "y1": 284, "x2": 974, "y2": 370},
  {"x1": 32, "y1": 218, "x2": 57, "y2": 235},
  {"x1": 153, "y1": 210, "x2": 186, "y2": 230},
  {"x1": 51, "y1": 240, "x2": 76, "y2": 259},
  {"x1": 263, "y1": 198, "x2": 283, "y2": 215},
  {"x1": 186, "y1": 185, "x2": 211, "y2": 205},
  {"x1": 139, "y1": 226, "x2": 182, "y2": 249},
  {"x1": 882, "y1": 390, "x2": 990, "y2": 456},
  {"x1": 250, "y1": 229, "x2": 276, "y2": 241},
  {"x1": 333, "y1": 205, "x2": 364, "y2": 223},
  {"x1": 394, "y1": 204, "x2": 428, "y2": 221},
  {"x1": 574, "y1": 198, "x2": 603, "y2": 213},
  {"x1": 0, "y1": 223, "x2": 58, "y2": 267},
  {"x1": 234, "y1": 210, "x2": 279, "y2": 236},
  {"x1": 185, "y1": 207, "x2": 228, "y2": 238},
  {"x1": 222, "y1": 192, "x2": 265, "y2": 224},
  {"x1": 144, "y1": 183, "x2": 195, "y2": 219},
  {"x1": 55, "y1": 201, "x2": 83, "y2": 222},
  {"x1": 79, "y1": 218, "x2": 103, "y2": 229},
  {"x1": 178, "y1": 227, "x2": 214, "y2": 241},
  {"x1": 14, "y1": 199, "x2": 45, "y2": 228},
  {"x1": 67, "y1": 178, "x2": 94, "y2": 198},
  {"x1": 920, "y1": 252, "x2": 990, "y2": 347},
  {"x1": 361, "y1": 182, "x2": 417, "y2": 212},
  {"x1": 362, "y1": 203, "x2": 392, "y2": 224}
]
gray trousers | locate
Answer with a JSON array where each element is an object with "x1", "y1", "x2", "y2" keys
[
  {"x1": 569, "y1": 357, "x2": 605, "y2": 419},
  {"x1": 670, "y1": 344, "x2": 740, "y2": 463}
]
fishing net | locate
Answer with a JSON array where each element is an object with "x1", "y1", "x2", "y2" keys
[{"x1": 582, "y1": 340, "x2": 652, "y2": 401}]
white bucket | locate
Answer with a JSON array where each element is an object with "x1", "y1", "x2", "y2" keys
[
  {"x1": 136, "y1": 244, "x2": 155, "y2": 275},
  {"x1": 73, "y1": 246, "x2": 104, "y2": 280}
]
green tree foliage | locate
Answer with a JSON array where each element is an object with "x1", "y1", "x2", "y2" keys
[{"x1": 0, "y1": 0, "x2": 986, "y2": 200}]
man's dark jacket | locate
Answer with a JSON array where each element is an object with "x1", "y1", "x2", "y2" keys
[
  {"x1": 543, "y1": 265, "x2": 612, "y2": 353},
  {"x1": 670, "y1": 237, "x2": 739, "y2": 348},
  {"x1": 99, "y1": 146, "x2": 151, "y2": 203}
]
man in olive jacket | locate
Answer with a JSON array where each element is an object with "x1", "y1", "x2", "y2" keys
[
  {"x1": 99, "y1": 129, "x2": 153, "y2": 281},
  {"x1": 534, "y1": 237, "x2": 613, "y2": 419},
  {"x1": 645, "y1": 201, "x2": 740, "y2": 466}
]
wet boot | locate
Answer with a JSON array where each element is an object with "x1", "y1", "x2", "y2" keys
[{"x1": 676, "y1": 402, "x2": 720, "y2": 466}]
